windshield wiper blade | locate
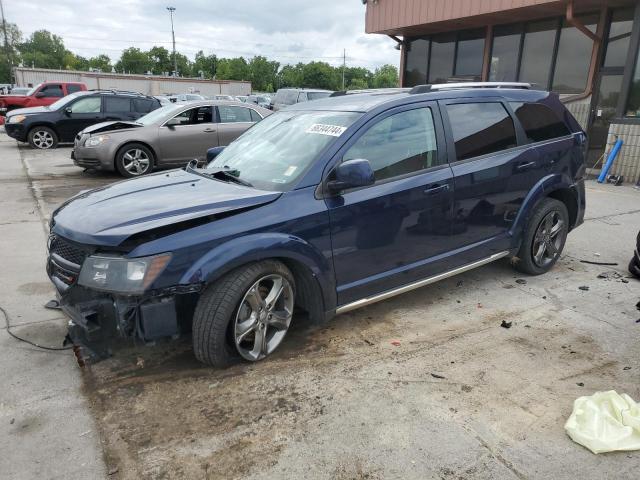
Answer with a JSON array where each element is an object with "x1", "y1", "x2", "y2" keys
[{"x1": 210, "y1": 169, "x2": 253, "y2": 187}]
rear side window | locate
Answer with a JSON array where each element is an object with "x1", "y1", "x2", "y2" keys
[
  {"x1": 133, "y1": 98, "x2": 155, "y2": 113},
  {"x1": 66, "y1": 84, "x2": 82, "y2": 94},
  {"x1": 105, "y1": 97, "x2": 132, "y2": 113},
  {"x1": 446, "y1": 102, "x2": 517, "y2": 161},
  {"x1": 218, "y1": 106, "x2": 253, "y2": 123},
  {"x1": 344, "y1": 107, "x2": 440, "y2": 182},
  {"x1": 510, "y1": 102, "x2": 571, "y2": 143}
]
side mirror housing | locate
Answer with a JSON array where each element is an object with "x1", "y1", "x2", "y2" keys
[
  {"x1": 327, "y1": 159, "x2": 375, "y2": 194},
  {"x1": 206, "y1": 146, "x2": 225, "y2": 162},
  {"x1": 165, "y1": 117, "x2": 181, "y2": 127},
  {"x1": 35, "y1": 92, "x2": 45, "y2": 98},
  {"x1": 64, "y1": 107, "x2": 72, "y2": 116}
]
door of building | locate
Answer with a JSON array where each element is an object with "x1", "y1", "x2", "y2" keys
[{"x1": 586, "y1": 73, "x2": 624, "y2": 167}]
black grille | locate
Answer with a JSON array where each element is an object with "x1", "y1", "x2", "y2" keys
[{"x1": 49, "y1": 235, "x2": 87, "y2": 266}]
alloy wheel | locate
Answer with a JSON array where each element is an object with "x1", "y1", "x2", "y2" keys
[
  {"x1": 532, "y1": 211, "x2": 566, "y2": 268},
  {"x1": 233, "y1": 274, "x2": 294, "y2": 361},
  {"x1": 122, "y1": 148, "x2": 150, "y2": 175},
  {"x1": 32, "y1": 130, "x2": 54, "y2": 149}
]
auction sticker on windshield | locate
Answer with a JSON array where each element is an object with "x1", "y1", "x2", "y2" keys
[{"x1": 306, "y1": 124, "x2": 347, "y2": 137}]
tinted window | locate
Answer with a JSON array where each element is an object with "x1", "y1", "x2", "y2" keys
[
  {"x1": 428, "y1": 33, "x2": 455, "y2": 83},
  {"x1": 133, "y1": 98, "x2": 155, "y2": 113},
  {"x1": 520, "y1": 19, "x2": 558, "y2": 89},
  {"x1": 626, "y1": 49, "x2": 640, "y2": 117},
  {"x1": 343, "y1": 108, "x2": 439, "y2": 182},
  {"x1": 405, "y1": 38, "x2": 429, "y2": 87},
  {"x1": 298, "y1": 92, "x2": 308, "y2": 102},
  {"x1": 218, "y1": 105, "x2": 253, "y2": 123},
  {"x1": 604, "y1": 8, "x2": 635, "y2": 68},
  {"x1": 446, "y1": 103, "x2": 517, "y2": 161},
  {"x1": 510, "y1": 102, "x2": 571, "y2": 143},
  {"x1": 66, "y1": 84, "x2": 83, "y2": 94},
  {"x1": 69, "y1": 97, "x2": 101, "y2": 113},
  {"x1": 307, "y1": 92, "x2": 331, "y2": 101},
  {"x1": 490, "y1": 24, "x2": 523, "y2": 82},
  {"x1": 552, "y1": 15, "x2": 598, "y2": 94},
  {"x1": 105, "y1": 97, "x2": 132, "y2": 113},
  {"x1": 40, "y1": 84, "x2": 63, "y2": 97},
  {"x1": 455, "y1": 29, "x2": 485, "y2": 78},
  {"x1": 170, "y1": 106, "x2": 213, "y2": 125},
  {"x1": 249, "y1": 109, "x2": 262, "y2": 122}
]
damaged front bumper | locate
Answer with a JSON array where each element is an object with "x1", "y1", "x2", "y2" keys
[{"x1": 47, "y1": 234, "x2": 200, "y2": 363}]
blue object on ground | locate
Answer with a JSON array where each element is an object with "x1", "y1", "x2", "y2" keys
[{"x1": 598, "y1": 138, "x2": 623, "y2": 183}]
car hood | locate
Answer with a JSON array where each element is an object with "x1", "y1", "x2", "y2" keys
[
  {"x1": 6, "y1": 105, "x2": 50, "y2": 116},
  {"x1": 81, "y1": 120, "x2": 143, "y2": 135},
  {"x1": 52, "y1": 169, "x2": 281, "y2": 247}
]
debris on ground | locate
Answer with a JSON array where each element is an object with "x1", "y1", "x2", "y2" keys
[
  {"x1": 579, "y1": 286, "x2": 590, "y2": 291},
  {"x1": 364, "y1": 339, "x2": 374, "y2": 346},
  {"x1": 581, "y1": 260, "x2": 619, "y2": 266},
  {"x1": 636, "y1": 301, "x2": 640, "y2": 311},
  {"x1": 565, "y1": 390, "x2": 640, "y2": 454},
  {"x1": 515, "y1": 279, "x2": 527, "y2": 285},
  {"x1": 136, "y1": 357, "x2": 145, "y2": 368},
  {"x1": 503, "y1": 284, "x2": 514, "y2": 289},
  {"x1": 391, "y1": 340, "x2": 401, "y2": 347},
  {"x1": 107, "y1": 467, "x2": 119, "y2": 476},
  {"x1": 577, "y1": 382, "x2": 585, "y2": 387},
  {"x1": 597, "y1": 271, "x2": 622, "y2": 280},
  {"x1": 44, "y1": 299, "x2": 61, "y2": 310},
  {"x1": 431, "y1": 373, "x2": 446, "y2": 379},
  {"x1": 624, "y1": 367, "x2": 632, "y2": 371},
  {"x1": 500, "y1": 320, "x2": 513, "y2": 329}
]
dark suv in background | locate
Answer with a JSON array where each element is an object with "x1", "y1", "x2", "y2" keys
[
  {"x1": 4, "y1": 90, "x2": 161, "y2": 149},
  {"x1": 47, "y1": 82, "x2": 586, "y2": 366},
  {"x1": 271, "y1": 88, "x2": 333, "y2": 111}
]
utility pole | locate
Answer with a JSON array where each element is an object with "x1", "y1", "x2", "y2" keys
[
  {"x1": 166, "y1": 6, "x2": 178, "y2": 76},
  {"x1": 342, "y1": 49, "x2": 346, "y2": 90},
  {"x1": 0, "y1": 0, "x2": 12, "y2": 85}
]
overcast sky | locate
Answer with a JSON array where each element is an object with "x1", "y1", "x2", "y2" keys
[{"x1": 4, "y1": 0, "x2": 399, "y2": 71}]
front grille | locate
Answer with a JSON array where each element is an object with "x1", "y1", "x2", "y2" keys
[{"x1": 49, "y1": 234, "x2": 87, "y2": 267}]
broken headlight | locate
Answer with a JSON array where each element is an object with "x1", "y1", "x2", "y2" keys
[{"x1": 78, "y1": 253, "x2": 171, "y2": 294}]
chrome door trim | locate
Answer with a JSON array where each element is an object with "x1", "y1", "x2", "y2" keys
[{"x1": 335, "y1": 251, "x2": 510, "y2": 315}]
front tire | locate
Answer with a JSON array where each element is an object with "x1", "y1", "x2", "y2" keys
[
  {"x1": 629, "y1": 257, "x2": 640, "y2": 279},
  {"x1": 192, "y1": 260, "x2": 296, "y2": 367},
  {"x1": 513, "y1": 198, "x2": 569, "y2": 275},
  {"x1": 28, "y1": 126, "x2": 58, "y2": 149},
  {"x1": 115, "y1": 143, "x2": 154, "y2": 177}
]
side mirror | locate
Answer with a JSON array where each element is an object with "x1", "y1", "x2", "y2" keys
[
  {"x1": 64, "y1": 107, "x2": 72, "y2": 116},
  {"x1": 327, "y1": 159, "x2": 375, "y2": 194},
  {"x1": 165, "y1": 117, "x2": 181, "y2": 127},
  {"x1": 206, "y1": 146, "x2": 225, "y2": 162},
  {"x1": 35, "y1": 92, "x2": 45, "y2": 98}
]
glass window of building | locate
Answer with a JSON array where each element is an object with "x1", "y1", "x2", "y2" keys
[
  {"x1": 429, "y1": 33, "x2": 456, "y2": 83},
  {"x1": 627, "y1": 51, "x2": 640, "y2": 118},
  {"x1": 520, "y1": 19, "x2": 559, "y2": 89},
  {"x1": 455, "y1": 29, "x2": 485, "y2": 79},
  {"x1": 604, "y1": 8, "x2": 635, "y2": 68},
  {"x1": 404, "y1": 38, "x2": 429, "y2": 87},
  {"x1": 490, "y1": 24, "x2": 523, "y2": 82},
  {"x1": 552, "y1": 15, "x2": 599, "y2": 94}
]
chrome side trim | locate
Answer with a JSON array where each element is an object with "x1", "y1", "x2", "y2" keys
[{"x1": 335, "y1": 251, "x2": 510, "y2": 315}]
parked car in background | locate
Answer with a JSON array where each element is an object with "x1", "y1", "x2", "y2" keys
[
  {"x1": 8, "y1": 87, "x2": 31, "y2": 96},
  {"x1": 154, "y1": 95, "x2": 174, "y2": 106},
  {"x1": 5, "y1": 90, "x2": 161, "y2": 149},
  {"x1": 0, "y1": 81, "x2": 87, "y2": 118},
  {"x1": 630, "y1": 230, "x2": 640, "y2": 278},
  {"x1": 235, "y1": 95, "x2": 248, "y2": 103},
  {"x1": 72, "y1": 100, "x2": 271, "y2": 177},
  {"x1": 210, "y1": 95, "x2": 235, "y2": 101},
  {"x1": 48, "y1": 83, "x2": 586, "y2": 366},
  {"x1": 175, "y1": 93, "x2": 205, "y2": 102},
  {"x1": 247, "y1": 94, "x2": 272, "y2": 110},
  {"x1": 271, "y1": 88, "x2": 332, "y2": 111}
]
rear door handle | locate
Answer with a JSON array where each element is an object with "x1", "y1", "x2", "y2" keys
[
  {"x1": 424, "y1": 184, "x2": 449, "y2": 195},
  {"x1": 516, "y1": 161, "x2": 536, "y2": 171},
  {"x1": 203, "y1": 128, "x2": 217, "y2": 133}
]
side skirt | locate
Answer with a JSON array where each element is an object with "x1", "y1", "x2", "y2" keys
[{"x1": 335, "y1": 251, "x2": 510, "y2": 315}]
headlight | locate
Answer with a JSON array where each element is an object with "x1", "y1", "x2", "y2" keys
[
  {"x1": 8, "y1": 114, "x2": 26, "y2": 124},
  {"x1": 77, "y1": 253, "x2": 171, "y2": 294},
  {"x1": 84, "y1": 134, "x2": 110, "y2": 147}
]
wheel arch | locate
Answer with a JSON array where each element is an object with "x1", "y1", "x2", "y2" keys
[
  {"x1": 114, "y1": 140, "x2": 158, "y2": 170},
  {"x1": 27, "y1": 122, "x2": 59, "y2": 138}
]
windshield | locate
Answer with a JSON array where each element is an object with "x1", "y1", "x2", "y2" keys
[
  {"x1": 308, "y1": 92, "x2": 331, "y2": 101},
  {"x1": 47, "y1": 92, "x2": 85, "y2": 110},
  {"x1": 136, "y1": 104, "x2": 181, "y2": 126},
  {"x1": 207, "y1": 110, "x2": 361, "y2": 191}
]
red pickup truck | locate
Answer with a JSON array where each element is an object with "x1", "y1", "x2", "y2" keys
[{"x1": 0, "y1": 82, "x2": 87, "y2": 122}]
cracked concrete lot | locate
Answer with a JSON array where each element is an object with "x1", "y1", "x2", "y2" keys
[{"x1": 1, "y1": 133, "x2": 639, "y2": 479}]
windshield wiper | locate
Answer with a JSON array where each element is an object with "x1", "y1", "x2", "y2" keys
[
  {"x1": 185, "y1": 161, "x2": 253, "y2": 187},
  {"x1": 210, "y1": 169, "x2": 253, "y2": 187}
]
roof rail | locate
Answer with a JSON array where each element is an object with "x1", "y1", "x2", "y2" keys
[
  {"x1": 409, "y1": 82, "x2": 532, "y2": 94},
  {"x1": 330, "y1": 87, "x2": 410, "y2": 97},
  {"x1": 88, "y1": 89, "x2": 147, "y2": 97}
]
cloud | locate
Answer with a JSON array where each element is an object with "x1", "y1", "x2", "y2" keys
[{"x1": 5, "y1": 0, "x2": 399, "y2": 70}]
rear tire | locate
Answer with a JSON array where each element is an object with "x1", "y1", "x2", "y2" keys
[
  {"x1": 513, "y1": 198, "x2": 569, "y2": 275},
  {"x1": 629, "y1": 257, "x2": 640, "y2": 279},
  {"x1": 115, "y1": 143, "x2": 154, "y2": 177},
  {"x1": 28, "y1": 126, "x2": 58, "y2": 149},
  {"x1": 192, "y1": 260, "x2": 295, "y2": 367}
]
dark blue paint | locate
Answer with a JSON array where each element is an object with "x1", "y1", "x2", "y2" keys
[{"x1": 51, "y1": 88, "x2": 586, "y2": 317}]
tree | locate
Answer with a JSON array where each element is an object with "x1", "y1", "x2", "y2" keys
[
  {"x1": 115, "y1": 47, "x2": 152, "y2": 74},
  {"x1": 348, "y1": 78, "x2": 369, "y2": 90},
  {"x1": 147, "y1": 46, "x2": 172, "y2": 75},
  {"x1": 277, "y1": 63, "x2": 304, "y2": 88},
  {"x1": 371, "y1": 64, "x2": 399, "y2": 88},
  {"x1": 19, "y1": 30, "x2": 66, "y2": 69},
  {"x1": 216, "y1": 57, "x2": 250, "y2": 81},
  {"x1": 174, "y1": 52, "x2": 192, "y2": 77},
  {"x1": 0, "y1": 22, "x2": 22, "y2": 83},
  {"x1": 88, "y1": 54, "x2": 112, "y2": 72},
  {"x1": 192, "y1": 50, "x2": 217, "y2": 78},
  {"x1": 301, "y1": 61, "x2": 340, "y2": 90},
  {"x1": 344, "y1": 67, "x2": 372, "y2": 89},
  {"x1": 249, "y1": 56, "x2": 279, "y2": 92}
]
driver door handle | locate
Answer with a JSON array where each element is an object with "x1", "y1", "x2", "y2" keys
[
  {"x1": 424, "y1": 184, "x2": 449, "y2": 195},
  {"x1": 203, "y1": 128, "x2": 217, "y2": 133},
  {"x1": 516, "y1": 161, "x2": 536, "y2": 171}
]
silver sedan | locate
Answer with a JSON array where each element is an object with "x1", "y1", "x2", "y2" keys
[{"x1": 72, "y1": 101, "x2": 271, "y2": 177}]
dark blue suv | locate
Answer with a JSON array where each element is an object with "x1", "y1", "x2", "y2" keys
[{"x1": 47, "y1": 83, "x2": 586, "y2": 366}]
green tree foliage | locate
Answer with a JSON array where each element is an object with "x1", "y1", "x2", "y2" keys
[
  {"x1": 0, "y1": 22, "x2": 22, "y2": 83},
  {"x1": 249, "y1": 56, "x2": 279, "y2": 92},
  {"x1": 147, "y1": 46, "x2": 172, "y2": 75},
  {"x1": 216, "y1": 57, "x2": 250, "y2": 81},
  {"x1": 347, "y1": 78, "x2": 369, "y2": 90},
  {"x1": 277, "y1": 63, "x2": 304, "y2": 88},
  {"x1": 88, "y1": 54, "x2": 113, "y2": 72},
  {"x1": 301, "y1": 61, "x2": 340, "y2": 90},
  {"x1": 115, "y1": 47, "x2": 153, "y2": 74},
  {"x1": 19, "y1": 30, "x2": 67, "y2": 69},
  {"x1": 192, "y1": 50, "x2": 217, "y2": 78},
  {"x1": 371, "y1": 64, "x2": 399, "y2": 88}
]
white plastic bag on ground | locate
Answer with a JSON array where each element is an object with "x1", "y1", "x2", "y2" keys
[{"x1": 565, "y1": 390, "x2": 640, "y2": 454}]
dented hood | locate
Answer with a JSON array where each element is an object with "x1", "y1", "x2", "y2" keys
[
  {"x1": 52, "y1": 169, "x2": 281, "y2": 246},
  {"x1": 81, "y1": 120, "x2": 142, "y2": 135}
]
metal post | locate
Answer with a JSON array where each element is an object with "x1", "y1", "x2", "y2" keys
[
  {"x1": 342, "y1": 49, "x2": 346, "y2": 90},
  {"x1": 0, "y1": 0, "x2": 12, "y2": 84},
  {"x1": 167, "y1": 6, "x2": 178, "y2": 76}
]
